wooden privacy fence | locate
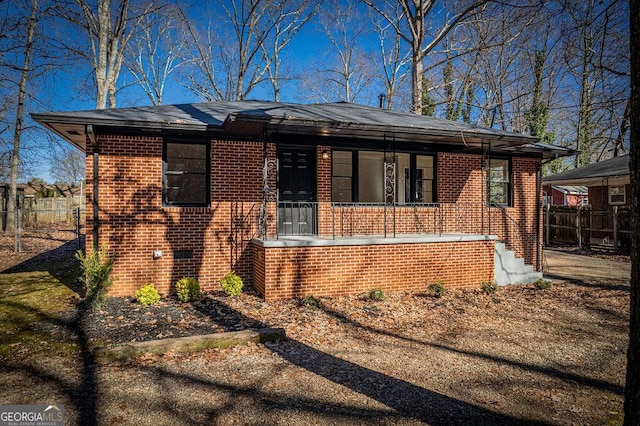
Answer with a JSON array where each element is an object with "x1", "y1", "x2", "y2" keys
[
  {"x1": 2, "y1": 196, "x2": 85, "y2": 230},
  {"x1": 21, "y1": 196, "x2": 85, "y2": 225},
  {"x1": 544, "y1": 205, "x2": 631, "y2": 252}
]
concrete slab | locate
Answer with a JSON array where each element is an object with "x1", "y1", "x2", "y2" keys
[
  {"x1": 255, "y1": 233, "x2": 497, "y2": 248},
  {"x1": 543, "y1": 249, "x2": 630, "y2": 282}
]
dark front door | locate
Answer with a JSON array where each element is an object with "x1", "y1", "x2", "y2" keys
[{"x1": 278, "y1": 148, "x2": 317, "y2": 235}]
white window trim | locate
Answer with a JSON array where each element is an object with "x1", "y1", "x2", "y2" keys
[{"x1": 608, "y1": 185, "x2": 626, "y2": 205}]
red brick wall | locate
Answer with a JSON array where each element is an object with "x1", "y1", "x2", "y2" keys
[
  {"x1": 253, "y1": 239, "x2": 496, "y2": 301},
  {"x1": 436, "y1": 154, "x2": 541, "y2": 267},
  {"x1": 86, "y1": 134, "x2": 541, "y2": 298},
  {"x1": 437, "y1": 152, "x2": 485, "y2": 203},
  {"x1": 86, "y1": 135, "x2": 274, "y2": 297}
]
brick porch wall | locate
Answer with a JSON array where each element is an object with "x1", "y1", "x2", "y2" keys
[{"x1": 253, "y1": 239, "x2": 496, "y2": 301}]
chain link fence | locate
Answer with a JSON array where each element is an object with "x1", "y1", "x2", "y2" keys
[{"x1": 1, "y1": 203, "x2": 85, "y2": 253}]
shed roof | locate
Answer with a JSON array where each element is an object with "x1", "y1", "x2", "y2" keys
[
  {"x1": 543, "y1": 155, "x2": 630, "y2": 186},
  {"x1": 31, "y1": 100, "x2": 574, "y2": 159}
]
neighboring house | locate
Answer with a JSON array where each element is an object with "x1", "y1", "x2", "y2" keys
[
  {"x1": 542, "y1": 184, "x2": 588, "y2": 206},
  {"x1": 543, "y1": 155, "x2": 631, "y2": 251},
  {"x1": 32, "y1": 101, "x2": 573, "y2": 300},
  {"x1": 543, "y1": 155, "x2": 630, "y2": 210}
]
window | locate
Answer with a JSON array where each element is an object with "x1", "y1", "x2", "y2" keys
[
  {"x1": 414, "y1": 155, "x2": 434, "y2": 203},
  {"x1": 358, "y1": 151, "x2": 385, "y2": 202},
  {"x1": 331, "y1": 149, "x2": 435, "y2": 203},
  {"x1": 331, "y1": 151, "x2": 353, "y2": 202},
  {"x1": 489, "y1": 158, "x2": 511, "y2": 206},
  {"x1": 608, "y1": 185, "x2": 626, "y2": 205},
  {"x1": 163, "y1": 141, "x2": 209, "y2": 206}
]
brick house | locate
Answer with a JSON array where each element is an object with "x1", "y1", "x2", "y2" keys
[{"x1": 33, "y1": 101, "x2": 572, "y2": 300}]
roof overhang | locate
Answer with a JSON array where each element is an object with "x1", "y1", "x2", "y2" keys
[
  {"x1": 31, "y1": 101, "x2": 576, "y2": 159},
  {"x1": 542, "y1": 155, "x2": 630, "y2": 186},
  {"x1": 543, "y1": 175, "x2": 630, "y2": 187}
]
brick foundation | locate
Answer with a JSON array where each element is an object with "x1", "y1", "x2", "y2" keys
[{"x1": 253, "y1": 237, "x2": 496, "y2": 301}]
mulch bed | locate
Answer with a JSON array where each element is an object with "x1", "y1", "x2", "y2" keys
[{"x1": 79, "y1": 291, "x2": 267, "y2": 345}]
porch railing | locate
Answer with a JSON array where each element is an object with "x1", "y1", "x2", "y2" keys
[
  {"x1": 273, "y1": 202, "x2": 492, "y2": 239},
  {"x1": 270, "y1": 201, "x2": 542, "y2": 269}
]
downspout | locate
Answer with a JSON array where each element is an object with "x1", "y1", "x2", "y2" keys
[
  {"x1": 535, "y1": 159, "x2": 542, "y2": 272},
  {"x1": 487, "y1": 142, "x2": 491, "y2": 236},
  {"x1": 481, "y1": 141, "x2": 485, "y2": 234},
  {"x1": 87, "y1": 125, "x2": 99, "y2": 251}
]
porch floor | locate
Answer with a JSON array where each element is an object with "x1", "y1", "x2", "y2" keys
[{"x1": 254, "y1": 233, "x2": 498, "y2": 248}]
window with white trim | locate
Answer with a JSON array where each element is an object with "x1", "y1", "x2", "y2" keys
[
  {"x1": 608, "y1": 185, "x2": 626, "y2": 205},
  {"x1": 489, "y1": 158, "x2": 512, "y2": 207}
]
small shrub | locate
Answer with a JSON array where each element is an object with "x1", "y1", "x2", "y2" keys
[
  {"x1": 534, "y1": 279, "x2": 552, "y2": 290},
  {"x1": 135, "y1": 284, "x2": 161, "y2": 306},
  {"x1": 481, "y1": 281, "x2": 499, "y2": 294},
  {"x1": 75, "y1": 245, "x2": 115, "y2": 310},
  {"x1": 175, "y1": 277, "x2": 200, "y2": 302},
  {"x1": 220, "y1": 271, "x2": 243, "y2": 296},
  {"x1": 369, "y1": 288, "x2": 386, "y2": 301},
  {"x1": 427, "y1": 281, "x2": 446, "y2": 298},
  {"x1": 301, "y1": 295, "x2": 320, "y2": 309}
]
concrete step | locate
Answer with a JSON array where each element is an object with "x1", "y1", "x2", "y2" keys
[{"x1": 495, "y1": 242, "x2": 543, "y2": 285}]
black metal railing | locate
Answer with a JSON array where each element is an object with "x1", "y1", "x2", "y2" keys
[
  {"x1": 267, "y1": 201, "x2": 542, "y2": 269},
  {"x1": 271, "y1": 202, "x2": 494, "y2": 240}
]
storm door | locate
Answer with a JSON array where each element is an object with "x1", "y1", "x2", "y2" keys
[{"x1": 278, "y1": 148, "x2": 317, "y2": 235}]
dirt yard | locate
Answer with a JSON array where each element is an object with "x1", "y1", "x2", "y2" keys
[{"x1": 0, "y1": 235, "x2": 631, "y2": 425}]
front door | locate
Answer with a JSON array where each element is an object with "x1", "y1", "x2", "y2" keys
[{"x1": 278, "y1": 148, "x2": 317, "y2": 235}]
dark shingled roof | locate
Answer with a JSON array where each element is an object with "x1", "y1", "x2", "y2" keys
[
  {"x1": 31, "y1": 100, "x2": 574, "y2": 159},
  {"x1": 543, "y1": 155, "x2": 630, "y2": 185}
]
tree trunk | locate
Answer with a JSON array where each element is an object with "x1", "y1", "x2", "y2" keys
[
  {"x1": 6, "y1": 0, "x2": 38, "y2": 237},
  {"x1": 95, "y1": 0, "x2": 110, "y2": 109},
  {"x1": 411, "y1": 40, "x2": 423, "y2": 114},
  {"x1": 624, "y1": 0, "x2": 640, "y2": 423}
]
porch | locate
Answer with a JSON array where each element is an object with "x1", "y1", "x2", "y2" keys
[
  {"x1": 251, "y1": 201, "x2": 542, "y2": 301},
  {"x1": 260, "y1": 201, "x2": 539, "y2": 264}
]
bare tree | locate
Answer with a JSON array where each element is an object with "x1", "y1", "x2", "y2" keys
[
  {"x1": 61, "y1": 0, "x2": 162, "y2": 109},
  {"x1": 179, "y1": 0, "x2": 284, "y2": 101},
  {"x1": 305, "y1": 0, "x2": 373, "y2": 103},
  {"x1": 6, "y1": 0, "x2": 38, "y2": 235},
  {"x1": 561, "y1": 0, "x2": 629, "y2": 167},
  {"x1": 371, "y1": 3, "x2": 410, "y2": 110},
  {"x1": 124, "y1": 5, "x2": 185, "y2": 105},
  {"x1": 364, "y1": 0, "x2": 491, "y2": 114},
  {"x1": 50, "y1": 148, "x2": 86, "y2": 185},
  {"x1": 260, "y1": 0, "x2": 319, "y2": 101}
]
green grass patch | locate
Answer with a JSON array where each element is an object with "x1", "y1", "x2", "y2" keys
[{"x1": 0, "y1": 270, "x2": 78, "y2": 358}]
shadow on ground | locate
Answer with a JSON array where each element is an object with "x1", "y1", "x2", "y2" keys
[
  {"x1": 192, "y1": 301, "x2": 549, "y2": 425},
  {"x1": 2, "y1": 240, "x2": 83, "y2": 294}
]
